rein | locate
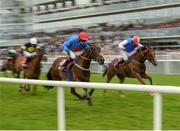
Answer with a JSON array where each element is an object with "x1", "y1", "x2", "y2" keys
[
  {"x1": 73, "y1": 51, "x2": 92, "y2": 71},
  {"x1": 132, "y1": 59, "x2": 143, "y2": 65},
  {"x1": 79, "y1": 54, "x2": 91, "y2": 61},
  {"x1": 131, "y1": 48, "x2": 147, "y2": 65},
  {"x1": 74, "y1": 63, "x2": 90, "y2": 71}
]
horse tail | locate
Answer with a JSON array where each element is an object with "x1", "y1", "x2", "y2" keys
[
  {"x1": 44, "y1": 67, "x2": 54, "y2": 90},
  {"x1": 47, "y1": 67, "x2": 53, "y2": 80},
  {"x1": 102, "y1": 64, "x2": 108, "y2": 77}
]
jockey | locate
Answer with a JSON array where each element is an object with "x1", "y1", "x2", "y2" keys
[
  {"x1": 7, "y1": 49, "x2": 16, "y2": 59},
  {"x1": 21, "y1": 37, "x2": 40, "y2": 67},
  {"x1": 116, "y1": 35, "x2": 143, "y2": 67},
  {"x1": 6, "y1": 49, "x2": 17, "y2": 65},
  {"x1": 61, "y1": 32, "x2": 90, "y2": 80}
]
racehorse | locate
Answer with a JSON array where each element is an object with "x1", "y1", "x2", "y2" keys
[
  {"x1": 19, "y1": 48, "x2": 47, "y2": 93},
  {"x1": 14, "y1": 54, "x2": 24, "y2": 78},
  {"x1": 102, "y1": 46, "x2": 158, "y2": 96},
  {"x1": 44, "y1": 44, "x2": 104, "y2": 106},
  {"x1": 0, "y1": 54, "x2": 19, "y2": 77}
]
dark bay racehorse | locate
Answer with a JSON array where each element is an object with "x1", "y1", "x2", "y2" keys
[
  {"x1": 14, "y1": 54, "x2": 24, "y2": 78},
  {"x1": 103, "y1": 46, "x2": 158, "y2": 96},
  {"x1": 1, "y1": 58, "x2": 15, "y2": 77},
  {"x1": 19, "y1": 48, "x2": 47, "y2": 93},
  {"x1": 45, "y1": 44, "x2": 104, "y2": 105},
  {"x1": 1, "y1": 53, "x2": 18, "y2": 77}
]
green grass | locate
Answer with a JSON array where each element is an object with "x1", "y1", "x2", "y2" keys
[{"x1": 0, "y1": 73, "x2": 180, "y2": 130}]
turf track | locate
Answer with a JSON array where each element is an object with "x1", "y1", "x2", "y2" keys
[{"x1": 0, "y1": 73, "x2": 180, "y2": 130}]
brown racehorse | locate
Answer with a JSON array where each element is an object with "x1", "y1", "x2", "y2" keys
[
  {"x1": 102, "y1": 46, "x2": 158, "y2": 96},
  {"x1": 44, "y1": 44, "x2": 104, "y2": 105},
  {"x1": 1, "y1": 59, "x2": 15, "y2": 77},
  {"x1": 13, "y1": 54, "x2": 25, "y2": 78},
  {"x1": 0, "y1": 54, "x2": 20, "y2": 78},
  {"x1": 19, "y1": 48, "x2": 47, "y2": 93}
]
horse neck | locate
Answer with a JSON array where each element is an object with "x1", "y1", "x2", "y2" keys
[
  {"x1": 76, "y1": 53, "x2": 91, "y2": 69},
  {"x1": 132, "y1": 50, "x2": 146, "y2": 63},
  {"x1": 29, "y1": 54, "x2": 41, "y2": 69}
]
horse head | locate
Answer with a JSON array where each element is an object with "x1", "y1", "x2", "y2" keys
[
  {"x1": 84, "y1": 44, "x2": 104, "y2": 65},
  {"x1": 141, "y1": 46, "x2": 158, "y2": 66}
]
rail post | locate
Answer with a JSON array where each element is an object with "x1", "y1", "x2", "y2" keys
[{"x1": 57, "y1": 87, "x2": 65, "y2": 130}]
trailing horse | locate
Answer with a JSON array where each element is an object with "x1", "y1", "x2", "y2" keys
[
  {"x1": 0, "y1": 53, "x2": 21, "y2": 78},
  {"x1": 45, "y1": 44, "x2": 104, "y2": 106},
  {"x1": 103, "y1": 46, "x2": 158, "y2": 96},
  {"x1": 19, "y1": 48, "x2": 47, "y2": 93}
]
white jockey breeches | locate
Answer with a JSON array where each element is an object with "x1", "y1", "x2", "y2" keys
[
  {"x1": 120, "y1": 50, "x2": 137, "y2": 61},
  {"x1": 63, "y1": 50, "x2": 84, "y2": 59},
  {"x1": 23, "y1": 51, "x2": 37, "y2": 58}
]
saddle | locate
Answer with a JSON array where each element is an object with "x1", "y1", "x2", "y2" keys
[
  {"x1": 58, "y1": 58, "x2": 73, "y2": 72},
  {"x1": 114, "y1": 59, "x2": 127, "y2": 68}
]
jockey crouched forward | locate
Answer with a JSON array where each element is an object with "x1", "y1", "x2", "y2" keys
[
  {"x1": 6, "y1": 49, "x2": 17, "y2": 65},
  {"x1": 21, "y1": 38, "x2": 40, "y2": 67},
  {"x1": 116, "y1": 35, "x2": 143, "y2": 68},
  {"x1": 61, "y1": 32, "x2": 90, "y2": 81}
]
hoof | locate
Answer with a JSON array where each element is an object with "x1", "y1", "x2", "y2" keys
[
  {"x1": 88, "y1": 101, "x2": 93, "y2": 106},
  {"x1": 19, "y1": 87, "x2": 22, "y2": 92}
]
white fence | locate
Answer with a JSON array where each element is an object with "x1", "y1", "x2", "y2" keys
[{"x1": 1, "y1": 77, "x2": 180, "y2": 130}]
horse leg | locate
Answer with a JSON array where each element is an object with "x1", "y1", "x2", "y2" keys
[
  {"x1": 25, "y1": 84, "x2": 30, "y2": 91},
  {"x1": 32, "y1": 85, "x2": 37, "y2": 95},
  {"x1": 142, "y1": 73, "x2": 154, "y2": 96},
  {"x1": 116, "y1": 74, "x2": 126, "y2": 97},
  {"x1": 82, "y1": 88, "x2": 92, "y2": 106},
  {"x1": 19, "y1": 84, "x2": 26, "y2": 92},
  {"x1": 16, "y1": 72, "x2": 20, "y2": 78},
  {"x1": 135, "y1": 73, "x2": 153, "y2": 96},
  {"x1": 89, "y1": 89, "x2": 95, "y2": 96},
  {"x1": 103, "y1": 71, "x2": 115, "y2": 96},
  {"x1": 70, "y1": 87, "x2": 82, "y2": 100},
  {"x1": 142, "y1": 73, "x2": 152, "y2": 85},
  {"x1": 134, "y1": 73, "x2": 146, "y2": 85}
]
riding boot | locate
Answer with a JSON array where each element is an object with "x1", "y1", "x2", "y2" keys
[
  {"x1": 67, "y1": 70, "x2": 73, "y2": 81},
  {"x1": 115, "y1": 59, "x2": 124, "y2": 68}
]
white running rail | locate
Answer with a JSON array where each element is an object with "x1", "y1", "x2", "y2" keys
[{"x1": 0, "y1": 77, "x2": 180, "y2": 130}]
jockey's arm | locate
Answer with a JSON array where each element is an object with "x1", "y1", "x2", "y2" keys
[
  {"x1": 138, "y1": 43, "x2": 143, "y2": 48},
  {"x1": 62, "y1": 39, "x2": 71, "y2": 52},
  {"x1": 118, "y1": 40, "x2": 128, "y2": 50},
  {"x1": 63, "y1": 42, "x2": 76, "y2": 60},
  {"x1": 135, "y1": 43, "x2": 144, "y2": 50},
  {"x1": 20, "y1": 45, "x2": 25, "y2": 54}
]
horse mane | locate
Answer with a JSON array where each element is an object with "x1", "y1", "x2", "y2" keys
[
  {"x1": 136, "y1": 46, "x2": 147, "y2": 52},
  {"x1": 81, "y1": 44, "x2": 99, "y2": 58}
]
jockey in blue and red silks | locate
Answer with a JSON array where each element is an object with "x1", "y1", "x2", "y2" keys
[
  {"x1": 61, "y1": 32, "x2": 90, "y2": 80},
  {"x1": 116, "y1": 35, "x2": 143, "y2": 67}
]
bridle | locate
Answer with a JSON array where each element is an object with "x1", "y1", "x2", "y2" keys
[
  {"x1": 132, "y1": 47, "x2": 147, "y2": 65},
  {"x1": 74, "y1": 46, "x2": 100, "y2": 71},
  {"x1": 79, "y1": 54, "x2": 91, "y2": 61}
]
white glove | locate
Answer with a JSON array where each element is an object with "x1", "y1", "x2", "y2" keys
[{"x1": 69, "y1": 51, "x2": 76, "y2": 59}]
